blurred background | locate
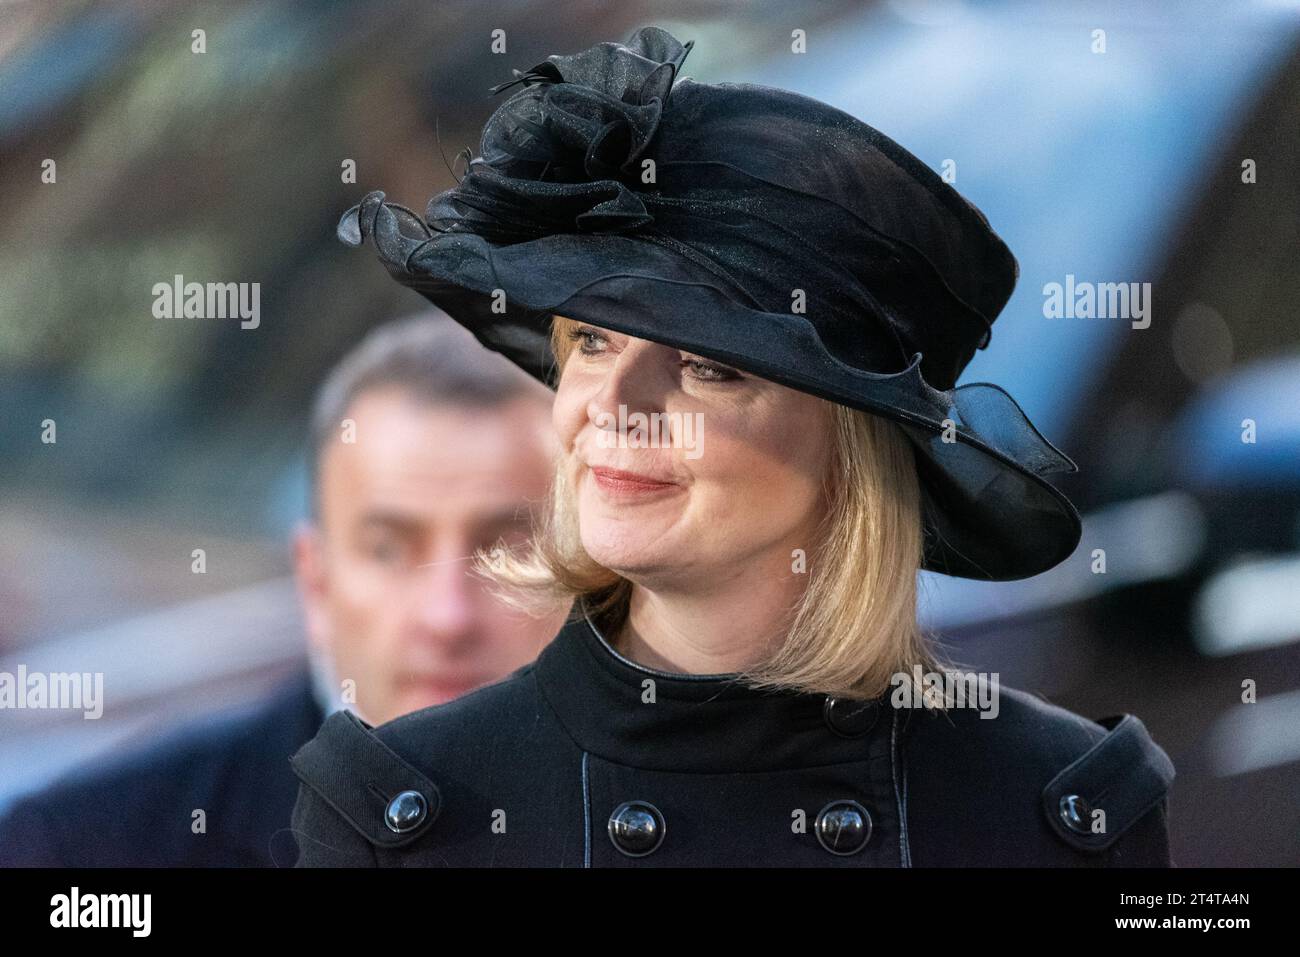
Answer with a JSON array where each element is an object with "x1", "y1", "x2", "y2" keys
[{"x1": 1, "y1": 0, "x2": 1297, "y2": 866}]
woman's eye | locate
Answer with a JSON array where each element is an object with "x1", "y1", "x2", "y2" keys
[
  {"x1": 684, "y1": 358, "x2": 740, "y2": 382},
  {"x1": 566, "y1": 326, "x2": 607, "y2": 355}
]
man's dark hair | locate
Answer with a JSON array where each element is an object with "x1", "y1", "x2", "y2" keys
[{"x1": 307, "y1": 309, "x2": 546, "y2": 520}]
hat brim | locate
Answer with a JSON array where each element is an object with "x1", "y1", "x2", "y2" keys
[{"x1": 341, "y1": 192, "x2": 1082, "y2": 581}]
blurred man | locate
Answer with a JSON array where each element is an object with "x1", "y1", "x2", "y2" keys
[
  {"x1": 0, "y1": 312, "x2": 562, "y2": 866},
  {"x1": 296, "y1": 312, "x2": 561, "y2": 724}
]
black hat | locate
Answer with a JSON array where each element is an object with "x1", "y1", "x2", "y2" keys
[{"x1": 337, "y1": 25, "x2": 1082, "y2": 581}]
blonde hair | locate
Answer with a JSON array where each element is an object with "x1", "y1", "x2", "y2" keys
[{"x1": 471, "y1": 314, "x2": 955, "y2": 705}]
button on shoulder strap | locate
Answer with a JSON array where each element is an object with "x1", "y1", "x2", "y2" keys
[
  {"x1": 1041, "y1": 713, "x2": 1174, "y2": 852},
  {"x1": 290, "y1": 709, "x2": 441, "y2": 849}
]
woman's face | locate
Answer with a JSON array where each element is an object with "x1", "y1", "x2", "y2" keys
[{"x1": 552, "y1": 319, "x2": 835, "y2": 587}]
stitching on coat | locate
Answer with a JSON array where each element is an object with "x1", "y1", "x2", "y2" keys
[
  {"x1": 582, "y1": 750, "x2": 592, "y2": 868},
  {"x1": 891, "y1": 708, "x2": 912, "y2": 867},
  {"x1": 581, "y1": 597, "x2": 738, "y2": 682}
]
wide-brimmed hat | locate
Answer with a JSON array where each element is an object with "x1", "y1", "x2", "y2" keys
[{"x1": 337, "y1": 25, "x2": 1082, "y2": 581}]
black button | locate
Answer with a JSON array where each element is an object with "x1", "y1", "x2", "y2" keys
[
  {"x1": 815, "y1": 800, "x2": 873, "y2": 855},
  {"x1": 823, "y1": 696, "x2": 880, "y2": 737},
  {"x1": 608, "y1": 800, "x2": 666, "y2": 857},
  {"x1": 384, "y1": 790, "x2": 428, "y2": 833},
  {"x1": 1058, "y1": 794, "x2": 1094, "y2": 835}
]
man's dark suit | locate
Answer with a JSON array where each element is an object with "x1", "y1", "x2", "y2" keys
[{"x1": 0, "y1": 668, "x2": 323, "y2": 867}]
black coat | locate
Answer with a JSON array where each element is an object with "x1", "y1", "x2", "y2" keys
[
  {"x1": 0, "y1": 669, "x2": 322, "y2": 867},
  {"x1": 290, "y1": 608, "x2": 1175, "y2": 867}
]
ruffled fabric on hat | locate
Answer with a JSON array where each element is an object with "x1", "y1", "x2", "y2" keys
[
  {"x1": 346, "y1": 24, "x2": 1010, "y2": 389},
  {"x1": 427, "y1": 26, "x2": 692, "y2": 243}
]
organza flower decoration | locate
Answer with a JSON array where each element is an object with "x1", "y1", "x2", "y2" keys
[{"x1": 425, "y1": 26, "x2": 694, "y2": 243}]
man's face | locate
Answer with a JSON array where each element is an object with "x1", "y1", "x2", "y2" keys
[{"x1": 294, "y1": 386, "x2": 562, "y2": 725}]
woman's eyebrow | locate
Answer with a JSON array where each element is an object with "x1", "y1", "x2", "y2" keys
[{"x1": 682, "y1": 349, "x2": 738, "y2": 367}]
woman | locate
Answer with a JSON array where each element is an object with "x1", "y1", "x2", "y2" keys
[{"x1": 290, "y1": 26, "x2": 1174, "y2": 866}]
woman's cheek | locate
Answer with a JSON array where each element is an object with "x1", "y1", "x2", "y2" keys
[{"x1": 710, "y1": 424, "x2": 822, "y2": 521}]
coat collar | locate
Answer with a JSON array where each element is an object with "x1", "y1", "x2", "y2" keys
[{"x1": 534, "y1": 599, "x2": 905, "y2": 774}]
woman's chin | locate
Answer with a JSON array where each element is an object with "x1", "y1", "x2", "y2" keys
[
  {"x1": 580, "y1": 532, "x2": 674, "y2": 579},
  {"x1": 584, "y1": 545, "x2": 661, "y2": 576}
]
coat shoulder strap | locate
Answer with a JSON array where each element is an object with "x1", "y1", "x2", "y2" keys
[
  {"x1": 290, "y1": 709, "x2": 441, "y2": 849},
  {"x1": 1041, "y1": 713, "x2": 1174, "y2": 853}
]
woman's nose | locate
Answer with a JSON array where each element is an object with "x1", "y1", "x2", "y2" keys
[{"x1": 586, "y1": 340, "x2": 669, "y2": 432}]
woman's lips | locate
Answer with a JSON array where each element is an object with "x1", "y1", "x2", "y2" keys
[{"x1": 588, "y1": 466, "x2": 682, "y2": 499}]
